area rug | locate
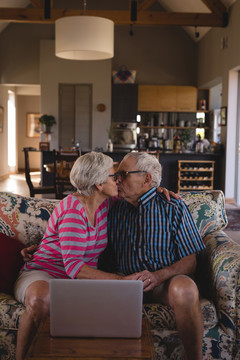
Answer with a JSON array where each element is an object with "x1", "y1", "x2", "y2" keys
[{"x1": 225, "y1": 209, "x2": 240, "y2": 231}]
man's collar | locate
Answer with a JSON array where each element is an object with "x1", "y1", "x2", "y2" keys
[{"x1": 138, "y1": 187, "x2": 157, "y2": 206}]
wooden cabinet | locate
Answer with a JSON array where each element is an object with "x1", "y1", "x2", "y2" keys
[
  {"x1": 158, "y1": 86, "x2": 177, "y2": 111},
  {"x1": 138, "y1": 85, "x2": 197, "y2": 112},
  {"x1": 176, "y1": 86, "x2": 197, "y2": 112},
  {"x1": 178, "y1": 160, "x2": 215, "y2": 192},
  {"x1": 112, "y1": 84, "x2": 138, "y2": 122},
  {"x1": 138, "y1": 85, "x2": 158, "y2": 111},
  {"x1": 138, "y1": 85, "x2": 176, "y2": 111}
]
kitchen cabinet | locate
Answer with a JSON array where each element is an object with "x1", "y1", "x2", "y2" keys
[
  {"x1": 138, "y1": 85, "x2": 198, "y2": 112},
  {"x1": 176, "y1": 86, "x2": 197, "y2": 112},
  {"x1": 178, "y1": 160, "x2": 215, "y2": 192},
  {"x1": 138, "y1": 85, "x2": 176, "y2": 111},
  {"x1": 112, "y1": 84, "x2": 138, "y2": 122}
]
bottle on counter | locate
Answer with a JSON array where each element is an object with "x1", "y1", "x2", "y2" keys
[
  {"x1": 173, "y1": 135, "x2": 181, "y2": 153},
  {"x1": 106, "y1": 138, "x2": 113, "y2": 152},
  {"x1": 195, "y1": 135, "x2": 204, "y2": 153}
]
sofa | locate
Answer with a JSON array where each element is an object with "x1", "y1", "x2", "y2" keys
[{"x1": 0, "y1": 190, "x2": 239, "y2": 360}]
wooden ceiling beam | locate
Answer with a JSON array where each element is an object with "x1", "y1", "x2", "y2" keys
[
  {"x1": 201, "y1": 0, "x2": 227, "y2": 17},
  {"x1": 138, "y1": 0, "x2": 156, "y2": 12},
  {"x1": 29, "y1": 0, "x2": 43, "y2": 7},
  {"x1": 200, "y1": 0, "x2": 228, "y2": 25},
  {"x1": 0, "y1": 8, "x2": 226, "y2": 27}
]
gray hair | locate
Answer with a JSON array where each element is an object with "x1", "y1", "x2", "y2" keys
[
  {"x1": 124, "y1": 152, "x2": 162, "y2": 187},
  {"x1": 70, "y1": 152, "x2": 113, "y2": 196}
]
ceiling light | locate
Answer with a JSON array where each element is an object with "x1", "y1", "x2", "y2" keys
[{"x1": 55, "y1": 16, "x2": 114, "y2": 60}]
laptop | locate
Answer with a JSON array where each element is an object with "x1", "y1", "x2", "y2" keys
[{"x1": 50, "y1": 279, "x2": 143, "y2": 338}]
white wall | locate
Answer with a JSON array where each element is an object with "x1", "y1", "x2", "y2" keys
[
  {"x1": 197, "y1": 0, "x2": 240, "y2": 201},
  {"x1": 17, "y1": 95, "x2": 41, "y2": 170},
  {"x1": 40, "y1": 40, "x2": 112, "y2": 151},
  {"x1": 0, "y1": 85, "x2": 9, "y2": 178}
]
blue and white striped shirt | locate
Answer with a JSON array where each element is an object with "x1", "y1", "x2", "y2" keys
[{"x1": 108, "y1": 188, "x2": 205, "y2": 275}]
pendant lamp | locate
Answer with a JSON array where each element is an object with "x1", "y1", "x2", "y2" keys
[{"x1": 55, "y1": 16, "x2": 114, "y2": 60}]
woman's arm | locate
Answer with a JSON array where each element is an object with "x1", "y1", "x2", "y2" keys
[
  {"x1": 76, "y1": 264, "x2": 138, "y2": 280},
  {"x1": 157, "y1": 187, "x2": 180, "y2": 201}
]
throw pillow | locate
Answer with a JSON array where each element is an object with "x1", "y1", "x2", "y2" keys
[{"x1": 0, "y1": 233, "x2": 25, "y2": 295}]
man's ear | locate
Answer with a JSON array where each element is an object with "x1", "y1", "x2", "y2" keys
[{"x1": 144, "y1": 173, "x2": 152, "y2": 185}]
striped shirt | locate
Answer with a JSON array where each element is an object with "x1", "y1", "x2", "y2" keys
[
  {"x1": 108, "y1": 188, "x2": 205, "y2": 275},
  {"x1": 23, "y1": 194, "x2": 113, "y2": 278}
]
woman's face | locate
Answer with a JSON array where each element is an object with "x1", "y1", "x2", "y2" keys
[{"x1": 101, "y1": 167, "x2": 118, "y2": 198}]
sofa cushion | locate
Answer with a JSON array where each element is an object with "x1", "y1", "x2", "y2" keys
[
  {"x1": 0, "y1": 192, "x2": 59, "y2": 246},
  {"x1": 0, "y1": 233, "x2": 24, "y2": 295},
  {"x1": 180, "y1": 190, "x2": 227, "y2": 238},
  {"x1": 0, "y1": 293, "x2": 25, "y2": 331},
  {"x1": 143, "y1": 298, "x2": 218, "y2": 332}
]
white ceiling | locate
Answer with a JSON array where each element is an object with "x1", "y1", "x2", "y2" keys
[{"x1": 0, "y1": 0, "x2": 236, "y2": 41}]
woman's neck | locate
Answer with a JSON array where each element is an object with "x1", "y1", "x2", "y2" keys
[{"x1": 74, "y1": 192, "x2": 106, "y2": 227}]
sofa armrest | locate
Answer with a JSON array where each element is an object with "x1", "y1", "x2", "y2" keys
[{"x1": 197, "y1": 230, "x2": 240, "y2": 339}]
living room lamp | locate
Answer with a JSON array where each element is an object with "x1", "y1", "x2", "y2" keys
[{"x1": 55, "y1": 15, "x2": 114, "y2": 60}]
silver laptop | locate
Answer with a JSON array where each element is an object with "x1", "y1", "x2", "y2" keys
[{"x1": 50, "y1": 279, "x2": 143, "y2": 338}]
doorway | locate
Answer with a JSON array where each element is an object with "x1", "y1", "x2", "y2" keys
[
  {"x1": 59, "y1": 84, "x2": 92, "y2": 150},
  {"x1": 237, "y1": 72, "x2": 240, "y2": 206},
  {"x1": 8, "y1": 90, "x2": 16, "y2": 173}
]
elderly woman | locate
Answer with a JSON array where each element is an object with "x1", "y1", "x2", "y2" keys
[{"x1": 14, "y1": 152, "x2": 137, "y2": 360}]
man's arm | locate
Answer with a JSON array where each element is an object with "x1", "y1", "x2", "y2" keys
[{"x1": 135, "y1": 254, "x2": 196, "y2": 291}]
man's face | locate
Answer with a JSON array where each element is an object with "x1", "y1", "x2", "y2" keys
[{"x1": 116, "y1": 157, "x2": 148, "y2": 205}]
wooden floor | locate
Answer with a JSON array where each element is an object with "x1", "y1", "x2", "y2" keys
[
  {"x1": 0, "y1": 172, "x2": 39, "y2": 197},
  {"x1": 0, "y1": 173, "x2": 239, "y2": 242}
]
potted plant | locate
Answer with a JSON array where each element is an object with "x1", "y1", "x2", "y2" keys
[{"x1": 39, "y1": 114, "x2": 56, "y2": 133}]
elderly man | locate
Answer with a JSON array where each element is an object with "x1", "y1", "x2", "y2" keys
[{"x1": 106, "y1": 152, "x2": 205, "y2": 360}]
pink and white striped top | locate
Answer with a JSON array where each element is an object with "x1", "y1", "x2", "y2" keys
[{"x1": 23, "y1": 194, "x2": 113, "y2": 279}]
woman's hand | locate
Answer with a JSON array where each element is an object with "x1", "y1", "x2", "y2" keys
[
  {"x1": 157, "y1": 187, "x2": 180, "y2": 201},
  {"x1": 21, "y1": 244, "x2": 38, "y2": 262}
]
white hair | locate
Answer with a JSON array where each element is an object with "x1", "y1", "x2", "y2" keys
[
  {"x1": 70, "y1": 152, "x2": 113, "y2": 196},
  {"x1": 124, "y1": 152, "x2": 162, "y2": 187}
]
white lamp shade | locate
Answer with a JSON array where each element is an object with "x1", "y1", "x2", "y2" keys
[{"x1": 55, "y1": 16, "x2": 114, "y2": 60}]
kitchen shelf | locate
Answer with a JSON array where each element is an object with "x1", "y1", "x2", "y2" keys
[
  {"x1": 178, "y1": 160, "x2": 215, "y2": 192},
  {"x1": 139, "y1": 126, "x2": 209, "y2": 130}
]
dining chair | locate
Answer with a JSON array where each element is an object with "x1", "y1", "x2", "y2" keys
[
  {"x1": 53, "y1": 149, "x2": 80, "y2": 199},
  {"x1": 23, "y1": 147, "x2": 55, "y2": 197}
]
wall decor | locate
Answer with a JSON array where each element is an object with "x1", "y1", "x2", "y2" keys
[
  {"x1": 0, "y1": 106, "x2": 3, "y2": 133},
  {"x1": 220, "y1": 106, "x2": 227, "y2": 126},
  {"x1": 27, "y1": 113, "x2": 41, "y2": 137}
]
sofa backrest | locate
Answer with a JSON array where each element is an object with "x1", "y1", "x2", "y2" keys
[
  {"x1": 0, "y1": 190, "x2": 228, "y2": 246},
  {"x1": 180, "y1": 190, "x2": 228, "y2": 238}
]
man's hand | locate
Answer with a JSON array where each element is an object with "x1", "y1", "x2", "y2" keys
[
  {"x1": 135, "y1": 270, "x2": 163, "y2": 292},
  {"x1": 21, "y1": 244, "x2": 38, "y2": 262},
  {"x1": 157, "y1": 187, "x2": 180, "y2": 201}
]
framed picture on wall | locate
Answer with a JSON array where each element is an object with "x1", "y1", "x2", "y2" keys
[
  {"x1": 220, "y1": 106, "x2": 227, "y2": 126},
  {"x1": 39, "y1": 142, "x2": 50, "y2": 151},
  {"x1": 27, "y1": 113, "x2": 41, "y2": 138},
  {"x1": 0, "y1": 106, "x2": 3, "y2": 133}
]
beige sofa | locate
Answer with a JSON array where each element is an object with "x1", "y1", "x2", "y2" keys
[{"x1": 0, "y1": 190, "x2": 239, "y2": 360}]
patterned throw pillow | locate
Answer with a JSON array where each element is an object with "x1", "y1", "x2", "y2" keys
[
  {"x1": 0, "y1": 192, "x2": 59, "y2": 246},
  {"x1": 0, "y1": 233, "x2": 24, "y2": 294},
  {"x1": 180, "y1": 190, "x2": 228, "y2": 238}
]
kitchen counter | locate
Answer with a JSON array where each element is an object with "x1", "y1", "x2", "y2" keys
[
  {"x1": 41, "y1": 150, "x2": 224, "y2": 193},
  {"x1": 104, "y1": 150, "x2": 223, "y2": 192}
]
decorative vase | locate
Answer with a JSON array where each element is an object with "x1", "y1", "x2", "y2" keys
[{"x1": 106, "y1": 138, "x2": 113, "y2": 152}]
